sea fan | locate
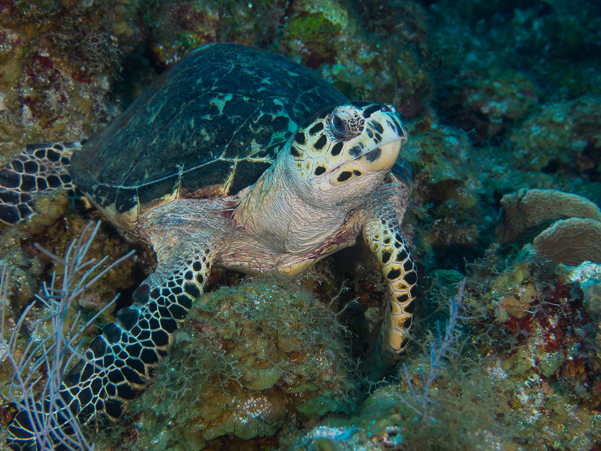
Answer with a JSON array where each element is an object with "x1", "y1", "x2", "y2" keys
[{"x1": 1, "y1": 221, "x2": 133, "y2": 451}]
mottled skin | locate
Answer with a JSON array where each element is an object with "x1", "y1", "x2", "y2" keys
[{"x1": 0, "y1": 44, "x2": 417, "y2": 450}]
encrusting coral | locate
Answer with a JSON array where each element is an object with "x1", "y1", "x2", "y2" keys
[{"x1": 122, "y1": 277, "x2": 357, "y2": 450}]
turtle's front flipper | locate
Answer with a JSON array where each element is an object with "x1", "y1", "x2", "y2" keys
[
  {"x1": 6, "y1": 241, "x2": 214, "y2": 450},
  {"x1": 0, "y1": 143, "x2": 79, "y2": 224},
  {"x1": 64, "y1": 241, "x2": 213, "y2": 421},
  {"x1": 363, "y1": 177, "x2": 417, "y2": 380}
]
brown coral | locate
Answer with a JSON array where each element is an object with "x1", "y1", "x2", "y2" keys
[
  {"x1": 531, "y1": 218, "x2": 601, "y2": 266},
  {"x1": 496, "y1": 189, "x2": 601, "y2": 245}
]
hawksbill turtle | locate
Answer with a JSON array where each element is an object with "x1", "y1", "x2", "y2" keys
[{"x1": 0, "y1": 43, "x2": 417, "y2": 449}]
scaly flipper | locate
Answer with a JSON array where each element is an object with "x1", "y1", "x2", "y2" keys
[
  {"x1": 363, "y1": 176, "x2": 417, "y2": 379},
  {"x1": 0, "y1": 143, "x2": 79, "y2": 224},
  {"x1": 6, "y1": 240, "x2": 214, "y2": 450}
]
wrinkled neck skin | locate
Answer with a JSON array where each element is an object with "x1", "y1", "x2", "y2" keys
[{"x1": 232, "y1": 142, "x2": 386, "y2": 255}]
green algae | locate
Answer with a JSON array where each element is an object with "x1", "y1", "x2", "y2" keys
[{"x1": 283, "y1": 13, "x2": 340, "y2": 67}]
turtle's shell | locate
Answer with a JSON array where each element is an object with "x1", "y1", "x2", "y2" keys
[{"x1": 71, "y1": 44, "x2": 347, "y2": 225}]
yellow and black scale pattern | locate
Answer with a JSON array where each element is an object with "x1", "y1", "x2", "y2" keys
[
  {"x1": 364, "y1": 210, "x2": 417, "y2": 354},
  {"x1": 7, "y1": 247, "x2": 213, "y2": 450},
  {"x1": 0, "y1": 143, "x2": 77, "y2": 224}
]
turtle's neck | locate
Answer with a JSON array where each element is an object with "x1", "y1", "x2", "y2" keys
[{"x1": 232, "y1": 147, "x2": 349, "y2": 255}]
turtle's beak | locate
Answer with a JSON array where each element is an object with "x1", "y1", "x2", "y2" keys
[
  {"x1": 354, "y1": 139, "x2": 403, "y2": 172},
  {"x1": 353, "y1": 108, "x2": 407, "y2": 172},
  {"x1": 324, "y1": 107, "x2": 407, "y2": 188}
]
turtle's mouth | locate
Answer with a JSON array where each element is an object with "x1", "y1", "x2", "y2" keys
[
  {"x1": 353, "y1": 139, "x2": 403, "y2": 172},
  {"x1": 322, "y1": 138, "x2": 404, "y2": 189}
]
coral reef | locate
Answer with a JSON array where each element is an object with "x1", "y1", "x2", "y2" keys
[
  {"x1": 292, "y1": 250, "x2": 601, "y2": 450},
  {"x1": 0, "y1": 222, "x2": 134, "y2": 450},
  {"x1": 400, "y1": 123, "x2": 483, "y2": 263},
  {"x1": 145, "y1": 0, "x2": 288, "y2": 68},
  {"x1": 287, "y1": 0, "x2": 432, "y2": 118},
  {"x1": 1, "y1": 0, "x2": 601, "y2": 449},
  {"x1": 557, "y1": 262, "x2": 601, "y2": 320},
  {"x1": 510, "y1": 97, "x2": 601, "y2": 174},
  {"x1": 287, "y1": 281, "x2": 521, "y2": 451},
  {"x1": 0, "y1": 0, "x2": 145, "y2": 165},
  {"x1": 122, "y1": 277, "x2": 356, "y2": 450},
  {"x1": 0, "y1": 211, "x2": 142, "y2": 317},
  {"x1": 440, "y1": 68, "x2": 539, "y2": 142},
  {"x1": 466, "y1": 249, "x2": 601, "y2": 449}
]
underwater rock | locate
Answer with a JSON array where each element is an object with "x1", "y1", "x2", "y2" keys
[
  {"x1": 0, "y1": 0, "x2": 143, "y2": 165},
  {"x1": 0, "y1": 212, "x2": 139, "y2": 315},
  {"x1": 278, "y1": 0, "x2": 432, "y2": 118},
  {"x1": 531, "y1": 218, "x2": 601, "y2": 266},
  {"x1": 403, "y1": 124, "x2": 474, "y2": 187},
  {"x1": 146, "y1": 0, "x2": 220, "y2": 68},
  {"x1": 496, "y1": 188, "x2": 601, "y2": 246},
  {"x1": 286, "y1": 363, "x2": 522, "y2": 451},
  {"x1": 557, "y1": 262, "x2": 601, "y2": 317},
  {"x1": 499, "y1": 281, "x2": 540, "y2": 320},
  {"x1": 454, "y1": 248, "x2": 601, "y2": 448},
  {"x1": 129, "y1": 277, "x2": 356, "y2": 449},
  {"x1": 402, "y1": 123, "x2": 484, "y2": 265},
  {"x1": 470, "y1": 255, "x2": 543, "y2": 322},
  {"x1": 510, "y1": 96, "x2": 601, "y2": 173},
  {"x1": 441, "y1": 69, "x2": 538, "y2": 142}
]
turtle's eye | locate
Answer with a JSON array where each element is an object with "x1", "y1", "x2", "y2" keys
[{"x1": 330, "y1": 114, "x2": 350, "y2": 138}]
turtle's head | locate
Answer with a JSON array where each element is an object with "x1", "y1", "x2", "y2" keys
[{"x1": 287, "y1": 103, "x2": 407, "y2": 202}]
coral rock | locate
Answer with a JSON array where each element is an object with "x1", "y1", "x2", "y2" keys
[
  {"x1": 510, "y1": 96, "x2": 601, "y2": 172},
  {"x1": 496, "y1": 188, "x2": 601, "y2": 245},
  {"x1": 130, "y1": 278, "x2": 356, "y2": 448},
  {"x1": 442, "y1": 69, "x2": 538, "y2": 142},
  {"x1": 532, "y1": 218, "x2": 601, "y2": 266}
]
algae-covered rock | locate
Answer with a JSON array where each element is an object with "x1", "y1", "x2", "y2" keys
[
  {"x1": 277, "y1": 0, "x2": 432, "y2": 118},
  {"x1": 145, "y1": 0, "x2": 287, "y2": 68},
  {"x1": 402, "y1": 123, "x2": 484, "y2": 264},
  {"x1": 286, "y1": 366, "x2": 521, "y2": 451},
  {"x1": 131, "y1": 277, "x2": 356, "y2": 449},
  {"x1": 510, "y1": 96, "x2": 601, "y2": 172},
  {"x1": 0, "y1": 0, "x2": 143, "y2": 166},
  {"x1": 442, "y1": 69, "x2": 539, "y2": 142},
  {"x1": 557, "y1": 262, "x2": 601, "y2": 317}
]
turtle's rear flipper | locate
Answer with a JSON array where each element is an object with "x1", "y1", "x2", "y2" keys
[{"x1": 0, "y1": 142, "x2": 80, "y2": 224}]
